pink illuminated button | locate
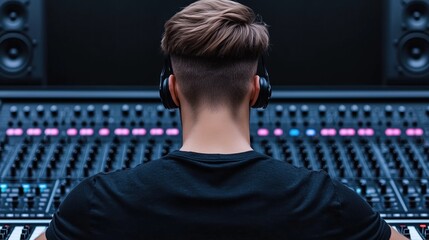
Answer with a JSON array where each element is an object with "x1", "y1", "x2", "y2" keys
[
  {"x1": 80, "y1": 128, "x2": 94, "y2": 136},
  {"x1": 14, "y1": 128, "x2": 23, "y2": 136},
  {"x1": 6, "y1": 128, "x2": 23, "y2": 136},
  {"x1": 150, "y1": 128, "x2": 164, "y2": 136},
  {"x1": 66, "y1": 128, "x2": 78, "y2": 136},
  {"x1": 45, "y1": 128, "x2": 59, "y2": 136},
  {"x1": 358, "y1": 128, "x2": 375, "y2": 137},
  {"x1": 114, "y1": 128, "x2": 130, "y2": 136},
  {"x1": 257, "y1": 128, "x2": 269, "y2": 137},
  {"x1": 166, "y1": 128, "x2": 180, "y2": 136},
  {"x1": 406, "y1": 128, "x2": 424, "y2": 137},
  {"x1": 339, "y1": 128, "x2": 356, "y2": 137},
  {"x1": 6, "y1": 128, "x2": 14, "y2": 136},
  {"x1": 385, "y1": 128, "x2": 401, "y2": 136},
  {"x1": 415, "y1": 128, "x2": 424, "y2": 136},
  {"x1": 274, "y1": 128, "x2": 284, "y2": 136},
  {"x1": 132, "y1": 128, "x2": 147, "y2": 136},
  {"x1": 320, "y1": 128, "x2": 337, "y2": 137},
  {"x1": 99, "y1": 128, "x2": 110, "y2": 136},
  {"x1": 27, "y1": 128, "x2": 42, "y2": 136}
]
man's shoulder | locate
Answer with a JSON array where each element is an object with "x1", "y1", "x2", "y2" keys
[{"x1": 97, "y1": 159, "x2": 164, "y2": 178}]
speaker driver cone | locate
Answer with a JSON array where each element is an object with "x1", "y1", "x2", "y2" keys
[
  {"x1": 0, "y1": 1, "x2": 27, "y2": 30},
  {"x1": 399, "y1": 33, "x2": 429, "y2": 75},
  {"x1": 0, "y1": 33, "x2": 32, "y2": 78}
]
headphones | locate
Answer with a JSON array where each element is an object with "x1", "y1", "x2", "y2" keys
[{"x1": 159, "y1": 56, "x2": 272, "y2": 110}]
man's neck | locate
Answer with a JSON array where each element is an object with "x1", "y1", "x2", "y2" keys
[{"x1": 180, "y1": 106, "x2": 252, "y2": 154}]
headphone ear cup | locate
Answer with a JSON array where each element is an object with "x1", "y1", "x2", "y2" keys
[
  {"x1": 159, "y1": 77, "x2": 179, "y2": 109},
  {"x1": 252, "y1": 76, "x2": 272, "y2": 109}
]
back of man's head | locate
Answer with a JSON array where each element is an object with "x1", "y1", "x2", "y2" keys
[{"x1": 161, "y1": 0, "x2": 269, "y2": 110}]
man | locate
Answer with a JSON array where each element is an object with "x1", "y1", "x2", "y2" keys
[{"x1": 38, "y1": 0, "x2": 407, "y2": 239}]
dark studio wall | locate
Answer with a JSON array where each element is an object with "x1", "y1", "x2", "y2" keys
[{"x1": 46, "y1": 0, "x2": 382, "y2": 88}]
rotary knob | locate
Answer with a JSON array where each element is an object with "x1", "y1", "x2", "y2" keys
[
  {"x1": 73, "y1": 105, "x2": 82, "y2": 117},
  {"x1": 102, "y1": 105, "x2": 110, "y2": 116},
  {"x1": 9, "y1": 106, "x2": 18, "y2": 117},
  {"x1": 50, "y1": 105, "x2": 58, "y2": 117},
  {"x1": 318, "y1": 105, "x2": 327, "y2": 116},
  {"x1": 135, "y1": 105, "x2": 143, "y2": 116},
  {"x1": 87, "y1": 105, "x2": 95, "y2": 117},
  {"x1": 385, "y1": 105, "x2": 393, "y2": 117},
  {"x1": 363, "y1": 105, "x2": 371, "y2": 116},
  {"x1": 36, "y1": 105, "x2": 45, "y2": 117},
  {"x1": 288, "y1": 105, "x2": 297, "y2": 116},
  {"x1": 338, "y1": 105, "x2": 346, "y2": 116}
]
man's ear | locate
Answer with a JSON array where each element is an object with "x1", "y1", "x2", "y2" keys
[
  {"x1": 250, "y1": 75, "x2": 261, "y2": 107},
  {"x1": 168, "y1": 75, "x2": 180, "y2": 107}
]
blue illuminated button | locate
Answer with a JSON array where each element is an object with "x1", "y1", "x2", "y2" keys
[
  {"x1": 22, "y1": 184, "x2": 30, "y2": 193},
  {"x1": 0, "y1": 184, "x2": 7, "y2": 193},
  {"x1": 289, "y1": 129, "x2": 300, "y2": 137},
  {"x1": 39, "y1": 184, "x2": 47, "y2": 190},
  {"x1": 306, "y1": 129, "x2": 317, "y2": 136}
]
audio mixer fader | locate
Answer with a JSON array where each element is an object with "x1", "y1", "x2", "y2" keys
[{"x1": 0, "y1": 97, "x2": 429, "y2": 239}]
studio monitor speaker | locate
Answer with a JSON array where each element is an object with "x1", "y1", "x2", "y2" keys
[
  {"x1": 384, "y1": 0, "x2": 429, "y2": 84},
  {"x1": 0, "y1": 0, "x2": 45, "y2": 83}
]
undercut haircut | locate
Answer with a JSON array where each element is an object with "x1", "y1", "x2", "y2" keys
[{"x1": 161, "y1": 0, "x2": 269, "y2": 110}]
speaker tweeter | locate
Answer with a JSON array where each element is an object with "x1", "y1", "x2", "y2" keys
[{"x1": 0, "y1": 0, "x2": 27, "y2": 31}]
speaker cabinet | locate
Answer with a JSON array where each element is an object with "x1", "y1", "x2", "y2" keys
[
  {"x1": 384, "y1": 0, "x2": 429, "y2": 84},
  {"x1": 0, "y1": 0, "x2": 45, "y2": 83}
]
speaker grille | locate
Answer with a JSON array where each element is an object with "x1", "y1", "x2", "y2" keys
[{"x1": 0, "y1": 32, "x2": 32, "y2": 78}]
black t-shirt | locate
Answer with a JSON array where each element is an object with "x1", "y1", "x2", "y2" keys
[{"x1": 46, "y1": 151, "x2": 391, "y2": 240}]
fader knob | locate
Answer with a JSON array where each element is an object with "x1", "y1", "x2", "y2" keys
[
  {"x1": 53, "y1": 195, "x2": 61, "y2": 208},
  {"x1": 27, "y1": 195, "x2": 35, "y2": 208},
  {"x1": 35, "y1": 186, "x2": 41, "y2": 196},
  {"x1": 359, "y1": 180, "x2": 367, "y2": 195},
  {"x1": 421, "y1": 179, "x2": 428, "y2": 194},
  {"x1": 402, "y1": 179, "x2": 409, "y2": 195},
  {"x1": 379, "y1": 180, "x2": 387, "y2": 195},
  {"x1": 11, "y1": 195, "x2": 19, "y2": 208},
  {"x1": 408, "y1": 195, "x2": 418, "y2": 208},
  {"x1": 18, "y1": 185, "x2": 24, "y2": 195},
  {"x1": 60, "y1": 183, "x2": 67, "y2": 195}
]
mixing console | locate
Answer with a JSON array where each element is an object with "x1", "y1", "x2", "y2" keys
[{"x1": 1, "y1": 98, "x2": 429, "y2": 239}]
